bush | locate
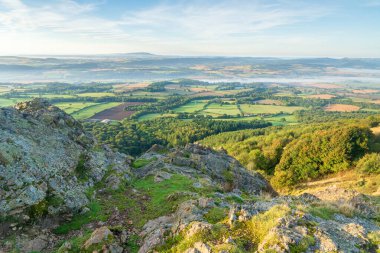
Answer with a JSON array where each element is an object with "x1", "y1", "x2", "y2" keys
[
  {"x1": 356, "y1": 153, "x2": 380, "y2": 174},
  {"x1": 272, "y1": 126, "x2": 371, "y2": 188}
]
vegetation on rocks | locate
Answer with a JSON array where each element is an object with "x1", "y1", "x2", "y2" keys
[{"x1": 1, "y1": 100, "x2": 379, "y2": 253}]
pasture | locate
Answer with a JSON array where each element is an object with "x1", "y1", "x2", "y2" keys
[
  {"x1": 240, "y1": 104, "x2": 305, "y2": 115},
  {"x1": 202, "y1": 102, "x2": 241, "y2": 117},
  {"x1": 77, "y1": 92, "x2": 115, "y2": 97},
  {"x1": 0, "y1": 98, "x2": 29, "y2": 107},
  {"x1": 71, "y1": 102, "x2": 122, "y2": 120},
  {"x1": 54, "y1": 102, "x2": 98, "y2": 114},
  {"x1": 173, "y1": 100, "x2": 208, "y2": 113}
]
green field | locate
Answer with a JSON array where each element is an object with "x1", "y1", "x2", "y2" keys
[
  {"x1": 240, "y1": 104, "x2": 305, "y2": 115},
  {"x1": 173, "y1": 100, "x2": 208, "y2": 113},
  {"x1": 54, "y1": 102, "x2": 99, "y2": 114},
  {"x1": 77, "y1": 92, "x2": 115, "y2": 97},
  {"x1": 138, "y1": 113, "x2": 176, "y2": 121},
  {"x1": 202, "y1": 103, "x2": 241, "y2": 117},
  {"x1": 25, "y1": 93, "x2": 77, "y2": 99},
  {"x1": 0, "y1": 98, "x2": 29, "y2": 107},
  {"x1": 70, "y1": 102, "x2": 122, "y2": 119}
]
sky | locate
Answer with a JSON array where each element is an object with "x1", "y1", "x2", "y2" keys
[{"x1": 0, "y1": 0, "x2": 379, "y2": 57}]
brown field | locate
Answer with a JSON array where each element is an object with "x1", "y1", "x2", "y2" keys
[
  {"x1": 255, "y1": 99, "x2": 284, "y2": 105},
  {"x1": 371, "y1": 100, "x2": 380, "y2": 104},
  {"x1": 90, "y1": 102, "x2": 144, "y2": 120},
  {"x1": 189, "y1": 87, "x2": 213, "y2": 92},
  {"x1": 352, "y1": 89, "x2": 379, "y2": 94},
  {"x1": 113, "y1": 82, "x2": 151, "y2": 92},
  {"x1": 324, "y1": 104, "x2": 360, "y2": 112},
  {"x1": 191, "y1": 91, "x2": 225, "y2": 97},
  {"x1": 305, "y1": 94, "x2": 336, "y2": 99}
]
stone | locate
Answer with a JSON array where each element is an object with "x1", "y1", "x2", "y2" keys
[
  {"x1": 21, "y1": 236, "x2": 48, "y2": 252},
  {"x1": 0, "y1": 99, "x2": 131, "y2": 220},
  {"x1": 193, "y1": 242, "x2": 211, "y2": 253},
  {"x1": 83, "y1": 226, "x2": 113, "y2": 249},
  {"x1": 186, "y1": 222, "x2": 212, "y2": 238}
]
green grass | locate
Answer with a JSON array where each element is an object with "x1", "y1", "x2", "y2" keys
[
  {"x1": 54, "y1": 102, "x2": 98, "y2": 114},
  {"x1": 77, "y1": 92, "x2": 115, "y2": 97},
  {"x1": 25, "y1": 93, "x2": 77, "y2": 99},
  {"x1": 173, "y1": 100, "x2": 208, "y2": 113},
  {"x1": 245, "y1": 205, "x2": 291, "y2": 246},
  {"x1": 131, "y1": 174, "x2": 196, "y2": 227},
  {"x1": 0, "y1": 98, "x2": 29, "y2": 107},
  {"x1": 240, "y1": 104, "x2": 305, "y2": 115},
  {"x1": 70, "y1": 102, "x2": 121, "y2": 119},
  {"x1": 204, "y1": 207, "x2": 228, "y2": 224},
  {"x1": 266, "y1": 114, "x2": 299, "y2": 126},
  {"x1": 131, "y1": 158, "x2": 153, "y2": 168},
  {"x1": 307, "y1": 205, "x2": 338, "y2": 220},
  {"x1": 53, "y1": 201, "x2": 106, "y2": 234},
  {"x1": 138, "y1": 113, "x2": 176, "y2": 121},
  {"x1": 202, "y1": 103, "x2": 241, "y2": 117}
]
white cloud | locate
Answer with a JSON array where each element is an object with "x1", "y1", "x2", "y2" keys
[
  {"x1": 3, "y1": 0, "x2": 376, "y2": 57},
  {"x1": 121, "y1": 1, "x2": 328, "y2": 39}
]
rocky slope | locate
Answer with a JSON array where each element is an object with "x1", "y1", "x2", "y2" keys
[
  {"x1": 0, "y1": 100, "x2": 131, "y2": 230},
  {"x1": 0, "y1": 99, "x2": 379, "y2": 253}
]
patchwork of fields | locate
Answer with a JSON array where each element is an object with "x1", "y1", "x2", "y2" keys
[
  {"x1": 139, "y1": 100, "x2": 306, "y2": 125},
  {"x1": 1, "y1": 80, "x2": 379, "y2": 124}
]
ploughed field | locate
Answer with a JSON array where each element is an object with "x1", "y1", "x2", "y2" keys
[{"x1": 90, "y1": 102, "x2": 144, "y2": 120}]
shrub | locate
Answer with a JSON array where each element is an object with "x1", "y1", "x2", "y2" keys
[
  {"x1": 272, "y1": 126, "x2": 371, "y2": 188},
  {"x1": 245, "y1": 205, "x2": 290, "y2": 245},
  {"x1": 204, "y1": 207, "x2": 227, "y2": 224},
  {"x1": 356, "y1": 153, "x2": 380, "y2": 174}
]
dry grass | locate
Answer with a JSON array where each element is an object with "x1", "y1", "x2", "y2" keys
[
  {"x1": 324, "y1": 104, "x2": 360, "y2": 112},
  {"x1": 305, "y1": 94, "x2": 336, "y2": 99},
  {"x1": 352, "y1": 89, "x2": 379, "y2": 94},
  {"x1": 291, "y1": 170, "x2": 380, "y2": 196},
  {"x1": 371, "y1": 126, "x2": 380, "y2": 135}
]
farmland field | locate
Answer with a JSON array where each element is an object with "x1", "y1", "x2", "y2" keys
[
  {"x1": 255, "y1": 99, "x2": 284, "y2": 105},
  {"x1": 54, "y1": 102, "x2": 98, "y2": 114},
  {"x1": 202, "y1": 102, "x2": 241, "y2": 116},
  {"x1": 324, "y1": 104, "x2": 360, "y2": 112},
  {"x1": 77, "y1": 92, "x2": 115, "y2": 97},
  {"x1": 138, "y1": 113, "x2": 176, "y2": 121},
  {"x1": 70, "y1": 102, "x2": 122, "y2": 119},
  {"x1": 173, "y1": 100, "x2": 208, "y2": 113},
  {"x1": 240, "y1": 104, "x2": 305, "y2": 115},
  {"x1": 0, "y1": 98, "x2": 29, "y2": 107},
  {"x1": 24, "y1": 93, "x2": 77, "y2": 99},
  {"x1": 304, "y1": 94, "x2": 336, "y2": 99},
  {"x1": 90, "y1": 102, "x2": 144, "y2": 120}
]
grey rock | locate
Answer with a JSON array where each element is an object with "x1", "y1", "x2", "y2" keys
[{"x1": 0, "y1": 99, "x2": 131, "y2": 220}]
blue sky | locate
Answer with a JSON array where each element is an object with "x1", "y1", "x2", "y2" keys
[{"x1": 0, "y1": 0, "x2": 379, "y2": 57}]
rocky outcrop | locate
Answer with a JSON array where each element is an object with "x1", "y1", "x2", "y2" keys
[
  {"x1": 137, "y1": 143, "x2": 277, "y2": 196},
  {"x1": 138, "y1": 188, "x2": 379, "y2": 253},
  {"x1": 138, "y1": 198, "x2": 213, "y2": 253},
  {"x1": 0, "y1": 99, "x2": 131, "y2": 221}
]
